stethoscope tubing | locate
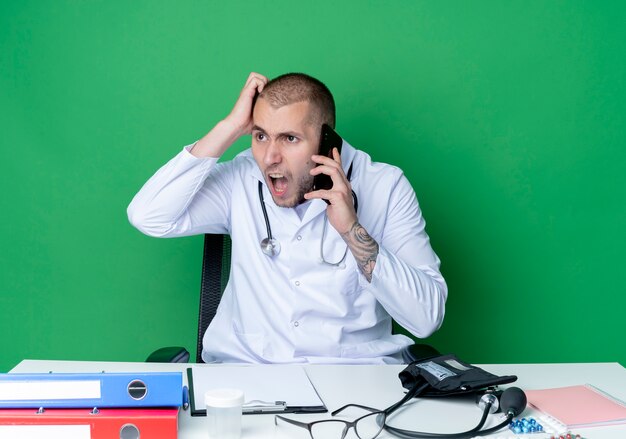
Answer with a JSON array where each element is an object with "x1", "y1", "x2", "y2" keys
[
  {"x1": 257, "y1": 163, "x2": 356, "y2": 264},
  {"x1": 258, "y1": 181, "x2": 274, "y2": 241}
]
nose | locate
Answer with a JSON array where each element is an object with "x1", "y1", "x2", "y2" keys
[{"x1": 263, "y1": 140, "x2": 282, "y2": 167}]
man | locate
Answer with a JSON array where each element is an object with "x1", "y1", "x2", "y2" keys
[{"x1": 128, "y1": 72, "x2": 447, "y2": 364}]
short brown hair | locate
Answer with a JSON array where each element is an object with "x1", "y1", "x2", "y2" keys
[{"x1": 258, "y1": 73, "x2": 336, "y2": 128}]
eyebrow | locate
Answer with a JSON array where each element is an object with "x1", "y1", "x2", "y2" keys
[{"x1": 251, "y1": 125, "x2": 305, "y2": 138}]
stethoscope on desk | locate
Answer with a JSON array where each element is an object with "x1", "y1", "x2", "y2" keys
[
  {"x1": 381, "y1": 383, "x2": 527, "y2": 439},
  {"x1": 257, "y1": 162, "x2": 357, "y2": 267}
]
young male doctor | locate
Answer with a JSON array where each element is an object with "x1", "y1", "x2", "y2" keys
[{"x1": 128, "y1": 72, "x2": 447, "y2": 364}]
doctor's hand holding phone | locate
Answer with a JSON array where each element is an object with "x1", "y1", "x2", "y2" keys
[
  {"x1": 306, "y1": 124, "x2": 359, "y2": 236},
  {"x1": 313, "y1": 124, "x2": 343, "y2": 194}
]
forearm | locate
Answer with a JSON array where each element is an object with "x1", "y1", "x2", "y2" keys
[
  {"x1": 129, "y1": 72, "x2": 265, "y2": 237},
  {"x1": 190, "y1": 119, "x2": 243, "y2": 158},
  {"x1": 341, "y1": 221, "x2": 379, "y2": 282},
  {"x1": 130, "y1": 118, "x2": 244, "y2": 235},
  {"x1": 127, "y1": 148, "x2": 222, "y2": 237}
]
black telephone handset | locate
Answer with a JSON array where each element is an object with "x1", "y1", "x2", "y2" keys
[{"x1": 313, "y1": 124, "x2": 343, "y2": 193}]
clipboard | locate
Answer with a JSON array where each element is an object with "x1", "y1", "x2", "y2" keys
[{"x1": 187, "y1": 365, "x2": 327, "y2": 416}]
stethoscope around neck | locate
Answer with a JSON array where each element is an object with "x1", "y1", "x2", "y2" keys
[{"x1": 258, "y1": 163, "x2": 357, "y2": 267}]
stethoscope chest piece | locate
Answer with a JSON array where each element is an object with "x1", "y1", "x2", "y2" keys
[
  {"x1": 257, "y1": 162, "x2": 355, "y2": 262},
  {"x1": 260, "y1": 237, "x2": 281, "y2": 257}
]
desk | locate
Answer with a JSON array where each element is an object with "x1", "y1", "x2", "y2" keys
[{"x1": 10, "y1": 360, "x2": 626, "y2": 439}]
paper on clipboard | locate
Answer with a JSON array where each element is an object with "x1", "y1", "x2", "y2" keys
[{"x1": 187, "y1": 365, "x2": 327, "y2": 416}]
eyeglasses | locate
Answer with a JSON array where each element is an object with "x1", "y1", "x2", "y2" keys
[{"x1": 275, "y1": 403, "x2": 386, "y2": 439}]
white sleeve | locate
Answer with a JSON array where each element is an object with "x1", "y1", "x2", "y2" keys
[
  {"x1": 361, "y1": 174, "x2": 448, "y2": 338},
  {"x1": 127, "y1": 145, "x2": 234, "y2": 237}
]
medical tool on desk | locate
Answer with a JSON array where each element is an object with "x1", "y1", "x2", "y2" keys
[
  {"x1": 382, "y1": 354, "x2": 527, "y2": 439},
  {"x1": 274, "y1": 354, "x2": 527, "y2": 439}
]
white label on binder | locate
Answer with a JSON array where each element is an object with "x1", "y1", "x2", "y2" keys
[
  {"x1": 0, "y1": 425, "x2": 90, "y2": 439},
  {"x1": 0, "y1": 381, "x2": 101, "y2": 400}
]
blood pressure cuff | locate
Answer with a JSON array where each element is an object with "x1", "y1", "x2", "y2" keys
[{"x1": 399, "y1": 354, "x2": 517, "y2": 397}]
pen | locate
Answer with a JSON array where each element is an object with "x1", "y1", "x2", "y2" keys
[
  {"x1": 242, "y1": 400, "x2": 287, "y2": 414},
  {"x1": 182, "y1": 385, "x2": 189, "y2": 410}
]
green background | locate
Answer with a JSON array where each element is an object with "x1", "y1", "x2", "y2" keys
[{"x1": 1, "y1": 1, "x2": 624, "y2": 372}]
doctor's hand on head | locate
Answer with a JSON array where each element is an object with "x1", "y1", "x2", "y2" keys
[
  {"x1": 225, "y1": 72, "x2": 269, "y2": 137},
  {"x1": 191, "y1": 72, "x2": 268, "y2": 159},
  {"x1": 305, "y1": 147, "x2": 358, "y2": 235}
]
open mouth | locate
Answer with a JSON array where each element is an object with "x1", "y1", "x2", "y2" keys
[{"x1": 268, "y1": 173, "x2": 288, "y2": 196}]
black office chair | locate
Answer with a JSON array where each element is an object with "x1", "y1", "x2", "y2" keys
[
  {"x1": 147, "y1": 234, "x2": 231, "y2": 363},
  {"x1": 146, "y1": 234, "x2": 439, "y2": 364}
]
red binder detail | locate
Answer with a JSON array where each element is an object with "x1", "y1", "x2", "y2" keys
[{"x1": 0, "y1": 407, "x2": 178, "y2": 438}]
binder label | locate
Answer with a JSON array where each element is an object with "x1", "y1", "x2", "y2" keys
[
  {"x1": 0, "y1": 425, "x2": 90, "y2": 439},
  {"x1": 0, "y1": 381, "x2": 101, "y2": 400}
]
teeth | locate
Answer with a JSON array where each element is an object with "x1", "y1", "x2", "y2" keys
[{"x1": 269, "y1": 173, "x2": 283, "y2": 178}]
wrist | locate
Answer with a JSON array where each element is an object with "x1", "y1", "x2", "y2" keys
[
  {"x1": 191, "y1": 120, "x2": 241, "y2": 158},
  {"x1": 221, "y1": 116, "x2": 248, "y2": 139}
]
